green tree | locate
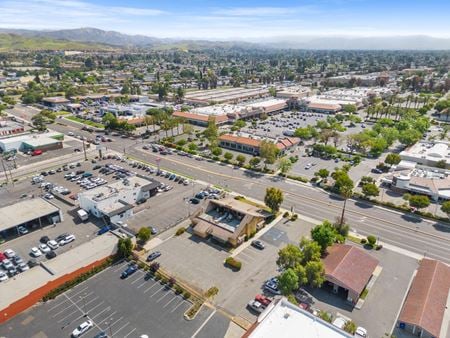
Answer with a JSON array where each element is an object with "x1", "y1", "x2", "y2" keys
[
  {"x1": 249, "y1": 157, "x2": 261, "y2": 168},
  {"x1": 236, "y1": 154, "x2": 246, "y2": 166},
  {"x1": 264, "y1": 187, "x2": 284, "y2": 213},
  {"x1": 441, "y1": 201, "x2": 450, "y2": 218},
  {"x1": 137, "y1": 227, "x2": 151, "y2": 243},
  {"x1": 277, "y1": 244, "x2": 303, "y2": 269},
  {"x1": 315, "y1": 168, "x2": 329, "y2": 179},
  {"x1": 398, "y1": 129, "x2": 422, "y2": 146},
  {"x1": 268, "y1": 87, "x2": 277, "y2": 97},
  {"x1": 385, "y1": 153, "x2": 401, "y2": 167},
  {"x1": 231, "y1": 120, "x2": 246, "y2": 131},
  {"x1": 117, "y1": 237, "x2": 133, "y2": 257},
  {"x1": 362, "y1": 183, "x2": 380, "y2": 198},
  {"x1": 436, "y1": 160, "x2": 446, "y2": 169},
  {"x1": 278, "y1": 157, "x2": 293, "y2": 175},
  {"x1": 343, "y1": 104, "x2": 357, "y2": 114},
  {"x1": 102, "y1": 112, "x2": 119, "y2": 129},
  {"x1": 31, "y1": 114, "x2": 47, "y2": 131},
  {"x1": 211, "y1": 147, "x2": 222, "y2": 157},
  {"x1": 299, "y1": 237, "x2": 321, "y2": 264},
  {"x1": 224, "y1": 152, "x2": 233, "y2": 162},
  {"x1": 344, "y1": 321, "x2": 357, "y2": 334},
  {"x1": 311, "y1": 221, "x2": 337, "y2": 254},
  {"x1": 260, "y1": 140, "x2": 279, "y2": 166},
  {"x1": 278, "y1": 268, "x2": 299, "y2": 295},
  {"x1": 408, "y1": 195, "x2": 430, "y2": 210},
  {"x1": 305, "y1": 261, "x2": 325, "y2": 287},
  {"x1": 204, "y1": 116, "x2": 218, "y2": 146}
]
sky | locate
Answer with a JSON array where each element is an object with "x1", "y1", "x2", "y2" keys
[{"x1": 0, "y1": 0, "x2": 449, "y2": 40}]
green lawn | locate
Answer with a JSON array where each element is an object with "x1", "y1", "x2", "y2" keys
[
  {"x1": 66, "y1": 115, "x2": 104, "y2": 129},
  {"x1": 55, "y1": 110, "x2": 71, "y2": 116}
]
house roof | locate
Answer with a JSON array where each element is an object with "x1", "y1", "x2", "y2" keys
[
  {"x1": 322, "y1": 244, "x2": 379, "y2": 296},
  {"x1": 42, "y1": 96, "x2": 70, "y2": 104},
  {"x1": 219, "y1": 134, "x2": 262, "y2": 148},
  {"x1": 173, "y1": 111, "x2": 229, "y2": 123},
  {"x1": 399, "y1": 259, "x2": 450, "y2": 338},
  {"x1": 276, "y1": 137, "x2": 300, "y2": 150}
]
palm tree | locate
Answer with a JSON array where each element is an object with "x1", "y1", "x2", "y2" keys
[
  {"x1": 143, "y1": 115, "x2": 154, "y2": 132},
  {"x1": 339, "y1": 185, "x2": 353, "y2": 226}
]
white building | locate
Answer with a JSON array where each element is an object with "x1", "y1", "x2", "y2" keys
[
  {"x1": 400, "y1": 141, "x2": 450, "y2": 169},
  {"x1": 78, "y1": 175, "x2": 159, "y2": 225},
  {"x1": 245, "y1": 297, "x2": 352, "y2": 338}
]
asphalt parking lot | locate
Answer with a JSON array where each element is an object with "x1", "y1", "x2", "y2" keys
[{"x1": 0, "y1": 261, "x2": 230, "y2": 338}]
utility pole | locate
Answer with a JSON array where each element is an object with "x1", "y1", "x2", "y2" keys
[
  {"x1": 82, "y1": 139, "x2": 87, "y2": 161},
  {"x1": 0, "y1": 158, "x2": 9, "y2": 183}
]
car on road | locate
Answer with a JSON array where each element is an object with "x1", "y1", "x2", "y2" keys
[
  {"x1": 71, "y1": 319, "x2": 93, "y2": 337},
  {"x1": 59, "y1": 234, "x2": 76, "y2": 246},
  {"x1": 30, "y1": 247, "x2": 42, "y2": 257},
  {"x1": 146, "y1": 251, "x2": 161, "y2": 262},
  {"x1": 39, "y1": 243, "x2": 51, "y2": 253},
  {"x1": 121, "y1": 263, "x2": 138, "y2": 279},
  {"x1": 251, "y1": 240, "x2": 265, "y2": 250},
  {"x1": 247, "y1": 300, "x2": 265, "y2": 314}
]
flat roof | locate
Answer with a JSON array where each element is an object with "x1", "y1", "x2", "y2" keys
[
  {"x1": 0, "y1": 198, "x2": 60, "y2": 232},
  {"x1": 246, "y1": 297, "x2": 352, "y2": 338}
]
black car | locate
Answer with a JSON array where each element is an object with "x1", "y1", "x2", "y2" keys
[
  {"x1": 189, "y1": 198, "x2": 200, "y2": 205},
  {"x1": 27, "y1": 259, "x2": 38, "y2": 268},
  {"x1": 40, "y1": 235, "x2": 50, "y2": 244},
  {"x1": 146, "y1": 251, "x2": 161, "y2": 262},
  {"x1": 251, "y1": 240, "x2": 265, "y2": 250},
  {"x1": 46, "y1": 251, "x2": 57, "y2": 259}
]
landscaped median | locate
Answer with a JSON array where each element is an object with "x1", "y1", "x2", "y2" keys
[{"x1": 65, "y1": 115, "x2": 105, "y2": 129}]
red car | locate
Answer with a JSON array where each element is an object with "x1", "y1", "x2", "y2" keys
[
  {"x1": 0, "y1": 252, "x2": 6, "y2": 262},
  {"x1": 255, "y1": 294, "x2": 272, "y2": 307},
  {"x1": 31, "y1": 149, "x2": 43, "y2": 156}
]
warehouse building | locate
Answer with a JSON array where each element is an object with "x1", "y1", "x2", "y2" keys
[{"x1": 0, "y1": 132, "x2": 64, "y2": 152}]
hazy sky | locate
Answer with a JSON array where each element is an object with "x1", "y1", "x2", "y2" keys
[{"x1": 0, "y1": 0, "x2": 449, "y2": 39}]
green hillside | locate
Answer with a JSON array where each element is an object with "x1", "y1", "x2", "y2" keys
[{"x1": 0, "y1": 33, "x2": 114, "y2": 51}]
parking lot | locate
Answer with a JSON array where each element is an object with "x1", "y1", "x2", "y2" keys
[{"x1": 0, "y1": 261, "x2": 231, "y2": 338}]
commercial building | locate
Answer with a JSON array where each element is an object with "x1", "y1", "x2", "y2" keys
[
  {"x1": 172, "y1": 111, "x2": 229, "y2": 126},
  {"x1": 0, "y1": 119, "x2": 25, "y2": 137},
  {"x1": 191, "y1": 197, "x2": 269, "y2": 247},
  {"x1": 244, "y1": 99, "x2": 288, "y2": 117},
  {"x1": 276, "y1": 85, "x2": 312, "y2": 100},
  {"x1": 0, "y1": 132, "x2": 64, "y2": 152},
  {"x1": 184, "y1": 87, "x2": 269, "y2": 105},
  {"x1": 322, "y1": 244, "x2": 379, "y2": 305},
  {"x1": 78, "y1": 175, "x2": 159, "y2": 225},
  {"x1": 397, "y1": 259, "x2": 450, "y2": 338},
  {"x1": 244, "y1": 297, "x2": 352, "y2": 338},
  {"x1": 382, "y1": 168, "x2": 450, "y2": 201},
  {"x1": 41, "y1": 96, "x2": 70, "y2": 109},
  {"x1": 400, "y1": 141, "x2": 450, "y2": 169},
  {"x1": 325, "y1": 72, "x2": 392, "y2": 87},
  {"x1": 218, "y1": 134, "x2": 300, "y2": 156},
  {"x1": 0, "y1": 198, "x2": 62, "y2": 236}
]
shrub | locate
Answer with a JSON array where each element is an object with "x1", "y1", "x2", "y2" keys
[
  {"x1": 175, "y1": 227, "x2": 186, "y2": 236},
  {"x1": 287, "y1": 294, "x2": 298, "y2": 305},
  {"x1": 183, "y1": 291, "x2": 191, "y2": 299},
  {"x1": 150, "y1": 262, "x2": 160, "y2": 272},
  {"x1": 318, "y1": 311, "x2": 332, "y2": 323},
  {"x1": 160, "y1": 276, "x2": 168, "y2": 284},
  {"x1": 376, "y1": 244, "x2": 383, "y2": 251},
  {"x1": 290, "y1": 214, "x2": 298, "y2": 221},
  {"x1": 283, "y1": 211, "x2": 290, "y2": 218},
  {"x1": 168, "y1": 277, "x2": 176, "y2": 286},
  {"x1": 367, "y1": 235, "x2": 377, "y2": 247},
  {"x1": 154, "y1": 273, "x2": 161, "y2": 281},
  {"x1": 225, "y1": 257, "x2": 242, "y2": 271},
  {"x1": 205, "y1": 286, "x2": 219, "y2": 298},
  {"x1": 360, "y1": 238, "x2": 367, "y2": 244},
  {"x1": 174, "y1": 285, "x2": 183, "y2": 294}
]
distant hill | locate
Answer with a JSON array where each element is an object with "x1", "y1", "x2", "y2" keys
[{"x1": 0, "y1": 33, "x2": 114, "y2": 51}]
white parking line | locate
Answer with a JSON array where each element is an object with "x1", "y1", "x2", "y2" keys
[
  {"x1": 170, "y1": 299, "x2": 187, "y2": 313},
  {"x1": 136, "y1": 280, "x2": 148, "y2": 289},
  {"x1": 130, "y1": 274, "x2": 144, "y2": 285},
  {"x1": 113, "y1": 262, "x2": 128, "y2": 272},
  {"x1": 89, "y1": 306, "x2": 111, "y2": 320},
  {"x1": 156, "y1": 291, "x2": 171, "y2": 303},
  {"x1": 162, "y1": 295, "x2": 178, "y2": 308},
  {"x1": 143, "y1": 282, "x2": 159, "y2": 294},
  {"x1": 51, "y1": 303, "x2": 75, "y2": 318},
  {"x1": 66, "y1": 286, "x2": 89, "y2": 299},
  {"x1": 191, "y1": 309, "x2": 216, "y2": 338},
  {"x1": 61, "y1": 294, "x2": 102, "y2": 331},
  {"x1": 124, "y1": 327, "x2": 137, "y2": 338},
  {"x1": 85, "y1": 301, "x2": 105, "y2": 314},
  {"x1": 150, "y1": 285, "x2": 165, "y2": 298},
  {"x1": 112, "y1": 321, "x2": 130, "y2": 335},
  {"x1": 57, "y1": 308, "x2": 80, "y2": 323},
  {"x1": 47, "y1": 298, "x2": 71, "y2": 312},
  {"x1": 83, "y1": 296, "x2": 99, "y2": 308},
  {"x1": 96, "y1": 310, "x2": 117, "y2": 324},
  {"x1": 104, "y1": 316, "x2": 123, "y2": 330}
]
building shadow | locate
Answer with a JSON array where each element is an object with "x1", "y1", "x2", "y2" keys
[{"x1": 304, "y1": 283, "x2": 354, "y2": 312}]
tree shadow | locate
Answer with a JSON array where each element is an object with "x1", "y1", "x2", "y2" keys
[
  {"x1": 243, "y1": 170, "x2": 264, "y2": 179},
  {"x1": 354, "y1": 200, "x2": 374, "y2": 209},
  {"x1": 400, "y1": 213, "x2": 422, "y2": 223},
  {"x1": 431, "y1": 222, "x2": 450, "y2": 233}
]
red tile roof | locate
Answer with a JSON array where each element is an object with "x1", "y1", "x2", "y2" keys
[
  {"x1": 218, "y1": 134, "x2": 262, "y2": 148},
  {"x1": 323, "y1": 244, "x2": 379, "y2": 296},
  {"x1": 173, "y1": 111, "x2": 229, "y2": 123},
  {"x1": 399, "y1": 259, "x2": 450, "y2": 338}
]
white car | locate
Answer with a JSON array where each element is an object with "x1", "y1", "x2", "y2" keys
[
  {"x1": 0, "y1": 271, "x2": 8, "y2": 282},
  {"x1": 30, "y1": 247, "x2": 42, "y2": 257},
  {"x1": 4, "y1": 249, "x2": 16, "y2": 259},
  {"x1": 44, "y1": 193, "x2": 54, "y2": 200},
  {"x1": 355, "y1": 327, "x2": 368, "y2": 337},
  {"x1": 68, "y1": 132, "x2": 74, "y2": 136},
  {"x1": 59, "y1": 234, "x2": 75, "y2": 246},
  {"x1": 47, "y1": 240, "x2": 59, "y2": 250},
  {"x1": 2, "y1": 259, "x2": 13, "y2": 269},
  {"x1": 332, "y1": 317, "x2": 347, "y2": 329},
  {"x1": 72, "y1": 319, "x2": 93, "y2": 337},
  {"x1": 39, "y1": 243, "x2": 51, "y2": 253}
]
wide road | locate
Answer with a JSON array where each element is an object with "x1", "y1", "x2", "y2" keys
[{"x1": 6, "y1": 113, "x2": 450, "y2": 264}]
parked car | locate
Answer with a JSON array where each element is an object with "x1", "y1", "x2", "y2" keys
[
  {"x1": 0, "y1": 252, "x2": 6, "y2": 262},
  {"x1": 150, "y1": 227, "x2": 158, "y2": 235},
  {"x1": 47, "y1": 240, "x2": 59, "y2": 250},
  {"x1": 39, "y1": 243, "x2": 51, "y2": 254},
  {"x1": 264, "y1": 277, "x2": 281, "y2": 295},
  {"x1": 17, "y1": 262, "x2": 29, "y2": 272},
  {"x1": 40, "y1": 236, "x2": 50, "y2": 244},
  {"x1": 46, "y1": 251, "x2": 57, "y2": 259},
  {"x1": 71, "y1": 319, "x2": 93, "y2": 337},
  {"x1": 2, "y1": 259, "x2": 13, "y2": 270},
  {"x1": 332, "y1": 316, "x2": 348, "y2": 330},
  {"x1": 355, "y1": 327, "x2": 368, "y2": 338},
  {"x1": 146, "y1": 251, "x2": 161, "y2": 262},
  {"x1": 255, "y1": 294, "x2": 272, "y2": 307},
  {"x1": 30, "y1": 247, "x2": 42, "y2": 257},
  {"x1": 247, "y1": 300, "x2": 265, "y2": 313},
  {"x1": 59, "y1": 234, "x2": 75, "y2": 246},
  {"x1": 0, "y1": 271, "x2": 8, "y2": 282},
  {"x1": 251, "y1": 240, "x2": 265, "y2": 250},
  {"x1": 121, "y1": 264, "x2": 138, "y2": 279},
  {"x1": 189, "y1": 197, "x2": 200, "y2": 204},
  {"x1": 12, "y1": 256, "x2": 24, "y2": 265},
  {"x1": 97, "y1": 226, "x2": 111, "y2": 235}
]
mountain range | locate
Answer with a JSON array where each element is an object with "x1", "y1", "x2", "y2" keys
[{"x1": 0, "y1": 27, "x2": 449, "y2": 50}]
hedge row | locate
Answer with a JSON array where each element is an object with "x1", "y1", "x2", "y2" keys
[{"x1": 225, "y1": 257, "x2": 242, "y2": 271}]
